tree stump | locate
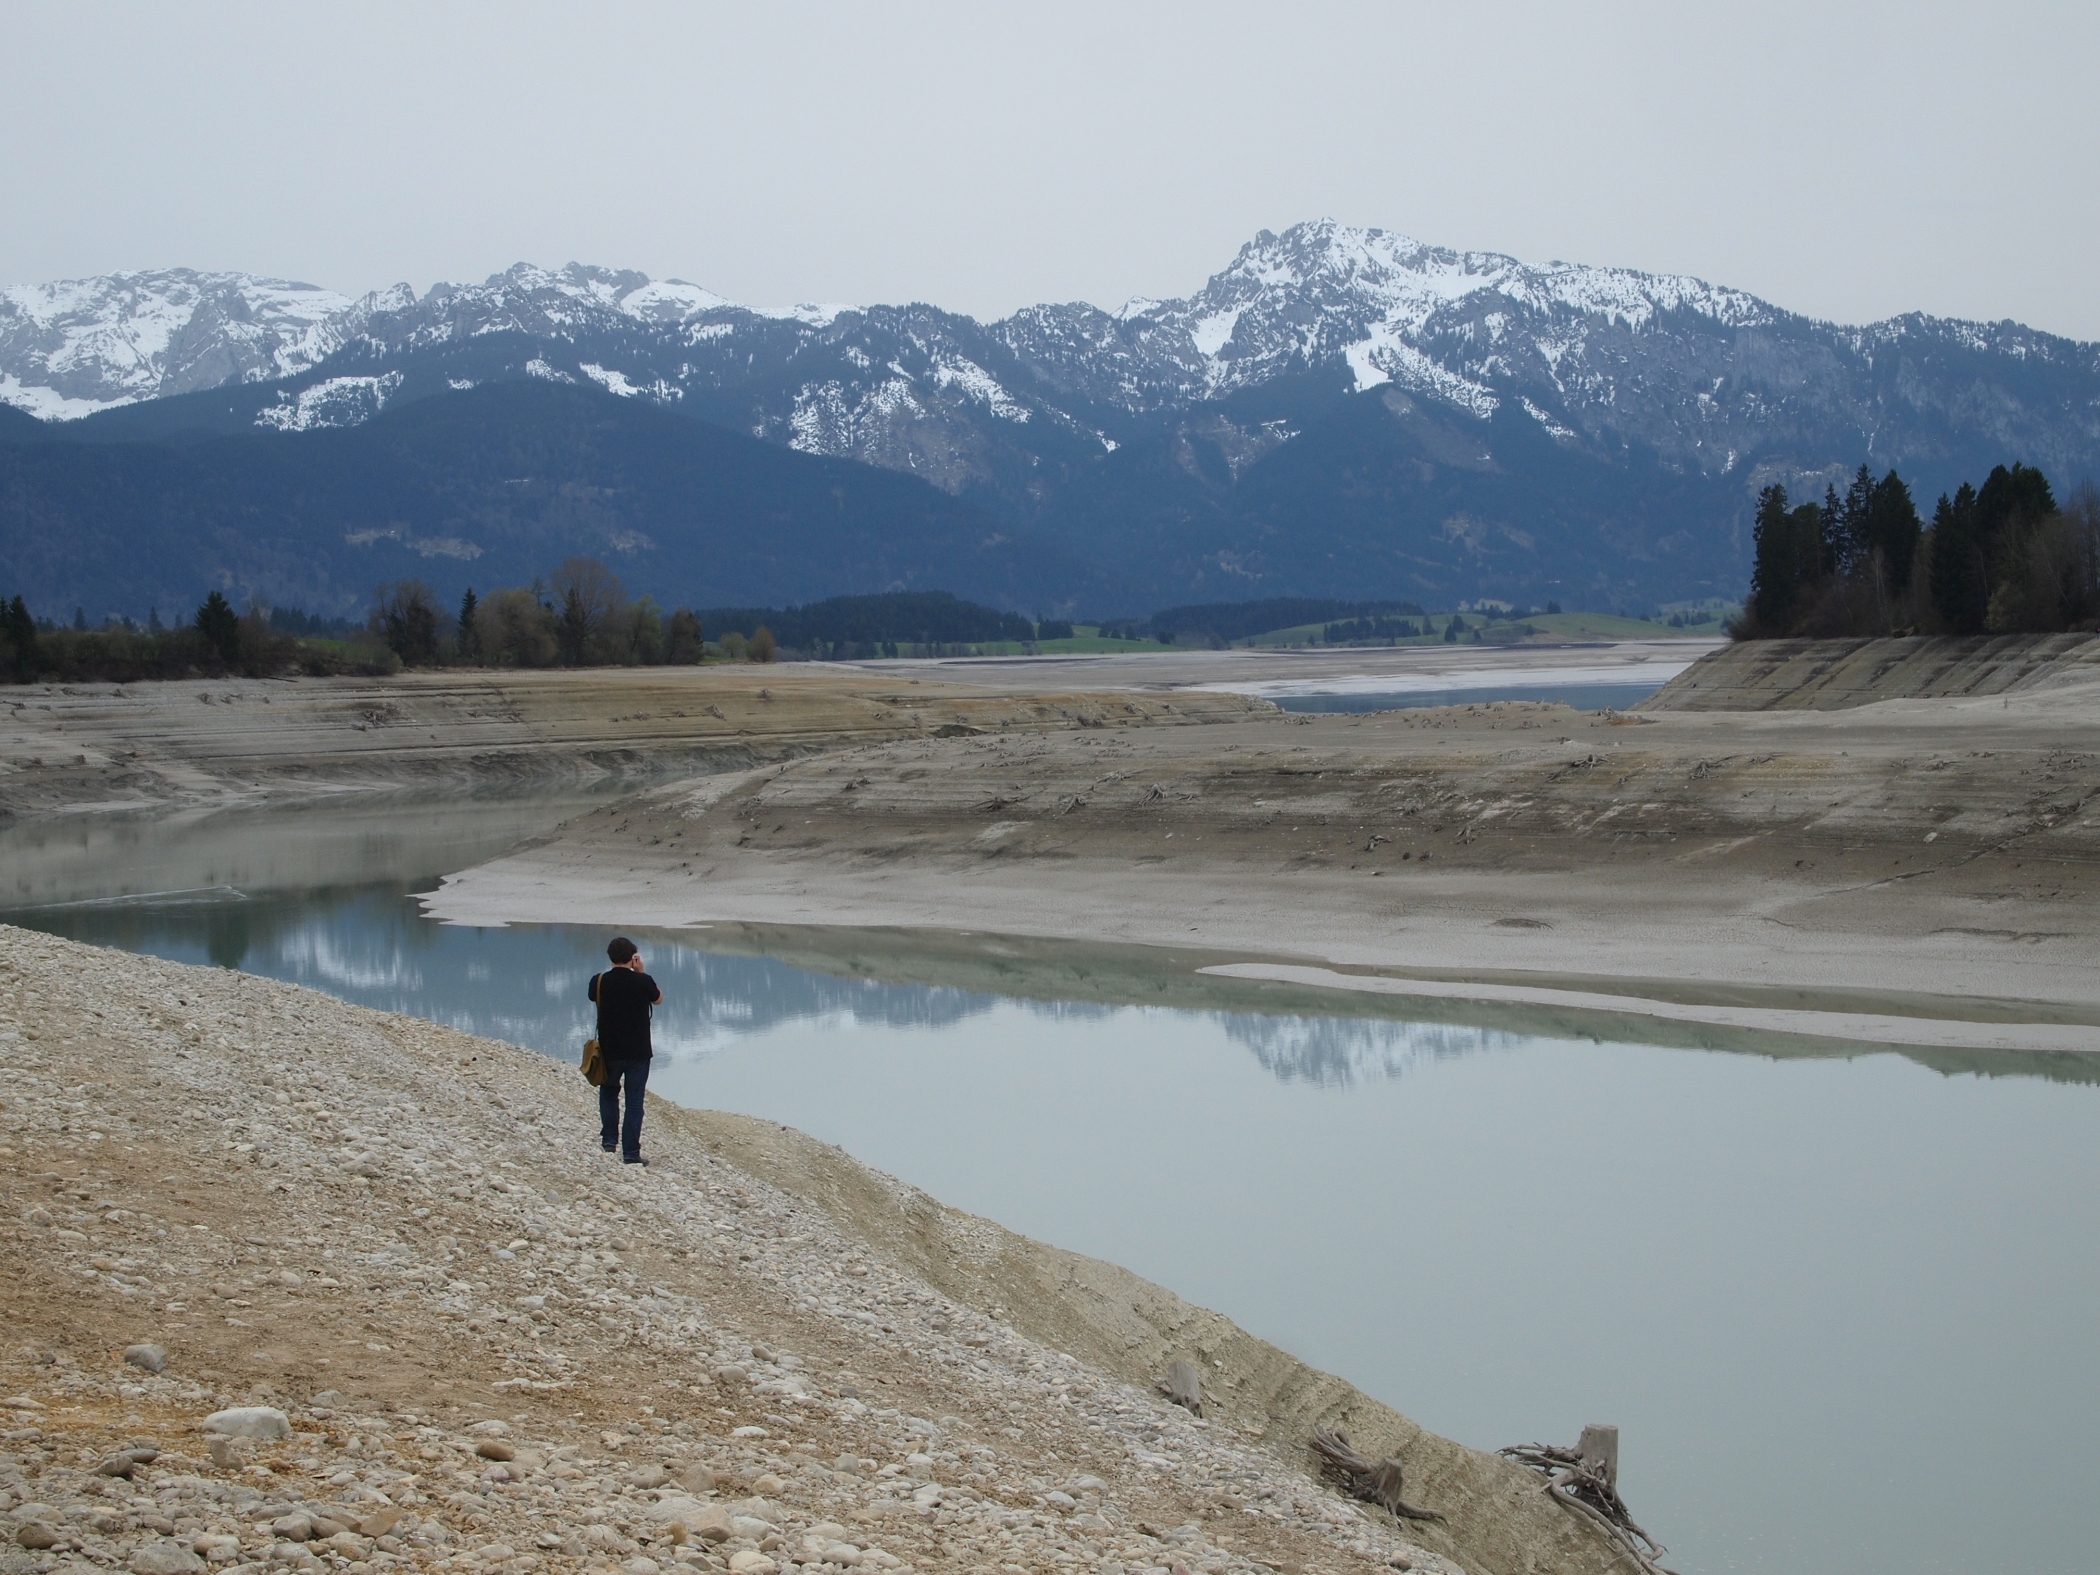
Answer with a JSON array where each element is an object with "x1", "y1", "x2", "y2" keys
[
  {"x1": 1159, "y1": 1359, "x2": 1203, "y2": 1416},
  {"x1": 1577, "y1": 1424, "x2": 1618, "y2": 1489}
]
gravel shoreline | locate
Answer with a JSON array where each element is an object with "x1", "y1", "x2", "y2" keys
[{"x1": 0, "y1": 926, "x2": 1629, "y2": 1575}]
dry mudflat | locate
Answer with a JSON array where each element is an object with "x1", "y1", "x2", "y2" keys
[
  {"x1": 428, "y1": 642, "x2": 2100, "y2": 1054},
  {"x1": 0, "y1": 668, "x2": 1263, "y2": 822},
  {"x1": 0, "y1": 926, "x2": 1631, "y2": 1575}
]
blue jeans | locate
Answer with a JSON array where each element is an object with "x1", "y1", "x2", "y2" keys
[{"x1": 599, "y1": 1058, "x2": 649, "y2": 1156}]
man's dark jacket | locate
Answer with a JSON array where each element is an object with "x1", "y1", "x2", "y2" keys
[{"x1": 589, "y1": 969, "x2": 659, "y2": 1064}]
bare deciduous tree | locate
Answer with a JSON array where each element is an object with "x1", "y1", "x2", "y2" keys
[{"x1": 548, "y1": 556, "x2": 627, "y2": 666}]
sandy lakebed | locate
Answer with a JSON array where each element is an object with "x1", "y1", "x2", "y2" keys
[{"x1": 419, "y1": 640, "x2": 2100, "y2": 1056}]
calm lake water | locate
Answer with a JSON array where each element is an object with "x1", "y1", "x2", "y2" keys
[
  {"x1": 1274, "y1": 679, "x2": 1666, "y2": 713},
  {"x1": 5, "y1": 793, "x2": 2097, "y2": 1575}
]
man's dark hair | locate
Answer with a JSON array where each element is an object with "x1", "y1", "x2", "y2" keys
[{"x1": 606, "y1": 936, "x2": 638, "y2": 964}]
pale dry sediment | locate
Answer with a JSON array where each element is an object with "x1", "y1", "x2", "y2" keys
[
  {"x1": 0, "y1": 926, "x2": 1639, "y2": 1575},
  {"x1": 425, "y1": 686, "x2": 2100, "y2": 1050},
  {"x1": 0, "y1": 669, "x2": 1267, "y2": 821}
]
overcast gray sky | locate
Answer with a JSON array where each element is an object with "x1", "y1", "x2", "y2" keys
[{"x1": 5, "y1": 0, "x2": 2097, "y2": 337}]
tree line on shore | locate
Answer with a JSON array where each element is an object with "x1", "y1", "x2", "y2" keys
[
  {"x1": 0, "y1": 564, "x2": 1081, "y2": 683},
  {"x1": 1740, "y1": 460, "x2": 2100, "y2": 638}
]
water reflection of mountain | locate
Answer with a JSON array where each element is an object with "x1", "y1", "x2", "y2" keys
[
  {"x1": 18, "y1": 885, "x2": 1513, "y2": 1083},
  {"x1": 1219, "y1": 1012, "x2": 1519, "y2": 1086},
  {"x1": 11, "y1": 887, "x2": 1017, "y2": 1061}
]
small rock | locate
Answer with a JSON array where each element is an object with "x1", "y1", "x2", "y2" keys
[
  {"x1": 726, "y1": 1555, "x2": 776, "y2": 1575},
  {"x1": 1045, "y1": 1490, "x2": 1075, "y2": 1508},
  {"x1": 727, "y1": 1516, "x2": 774, "y2": 1541},
  {"x1": 353, "y1": 1512, "x2": 404, "y2": 1540},
  {"x1": 306, "y1": 1519, "x2": 348, "y2": 1540},
  {"x1": 203, "y1": 1406, "x2": 290, "y2": 1440},
  {"x1": 714, "y1": 1365, "x2": 748, "y2": 1385},
  {"x1": 479, "y1": 1546, "x2": 518, "y2": 1564},
  {"x1": 310, "y1": 1390, "x2": 345, "y2": 1408},
  {"x1": 129, "y1": 1540, "x2": 207, "y2": 1575},
  {"x1": 271, "y1": 1515, "x2": 313, "y2": 1542},
  {"x1": 689, "y1": 1507, "x2": 731, "y2": 1544},
  {"x1": 678, "y1": 1464, "x2": 716, "y2": 1495},
  {"x1": 626, "y1": 1465, "x2": 667, "y2": 1489},
  {"x1": 799, "y1": 1536, "x2": 861, "y2": 1566},
  {"x1": 750, "y1": 1473, "x2": 783, "y2": 1495},
  {"x1": 473, "y1": 1441, "x2": 515, "y2": 1461},
  {"x1": 124, "y1": 1344, "x2": 168, "y2": 1373},
  {"x1": 648, "y1": 1497, "x2": 709, "y2": 1527},
  {"x1": 14, "y1": 1528, "x2": 60, "y2": 1552},
  {"x1": 831, "y1": 1455, "x2": 859, "y2": 1476},
  {"x1": 620, "y1": 1560, "x2": 658, "y2": 1575},
  {"x1": 192, "y1": 1535, "x2": 242, "y2": 1562}
]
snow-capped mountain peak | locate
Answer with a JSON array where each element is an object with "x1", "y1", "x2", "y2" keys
[
  {"x1": 1110, "y1": 219, "x2": 1779, "y2": 407},
  {"x1": 0, "y1": 267, "x2": 357, "y2": 416}
]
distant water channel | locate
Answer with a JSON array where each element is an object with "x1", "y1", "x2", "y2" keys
[
  {"x1": 1272, "y1": 679, "x2": 1666, "y2": 713},
  {"x1": 6, "y1": 793, "x2": 2099, "y2": 1575}
]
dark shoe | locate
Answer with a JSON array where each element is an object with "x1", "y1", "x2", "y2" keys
[
  {"x1": 622, "y1": 1153, "x2": 649, "y2": 1167},
  {"x1": 601, "y1": 1141, "x2": 617, "y2": 1153}
]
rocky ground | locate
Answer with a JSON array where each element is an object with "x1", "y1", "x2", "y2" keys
[{"x1": 0, "y1": 927, "x2": 1630, "y2": 1575}]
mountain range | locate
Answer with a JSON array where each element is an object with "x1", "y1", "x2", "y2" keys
[{"x1": 4, "y1": 221, "x2": 2097, "y2": 621}]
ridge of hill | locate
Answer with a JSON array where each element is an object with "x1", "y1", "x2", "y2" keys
[{"x1": 6, "y1": 223, "x2": 2098, "y2": 617}]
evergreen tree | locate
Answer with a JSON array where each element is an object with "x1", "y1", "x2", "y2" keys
[
  {"x1": 1930, "y1": 485, "x2": 1989, "y2": 633},
  {"x1": 1749, "y1": 484, "x2": 1799, "y2": 630},
  {"x1": 1867, "y1": 469, "x2": 1922, "y2": 591},
  {"x1": 457, "y1": 587, "x2": 480, "y2": 659},
  {"x1": 147, "y1": 606, "x2": 164, "y2": 634},
  {"x1": 195, "y1": 590, "x2": 241, "y2": 665},
  {"x1": 1819, "y1": 484, "x2": 1846, "y2": 577},
  {"x1": 72, "y1": 606, "x2": 87, "y2": 632},
  {"x1": 1838, "y1": 464, "x2": 1875, "y2": 574},
  {"x1": 1973, "y1": 461, "x2": 2056, "y2": 587},
  {"x1": 3, "y1": 594, "x2": 40, "y2": 676}
]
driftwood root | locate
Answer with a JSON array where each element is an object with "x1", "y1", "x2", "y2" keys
[
  {"x1": 1498, "y1": 1441, "x2": 1676, "y2": 1575},
  {"x1": 1309, "y1": 1426, "x2": 1446, "y2": 1523}
]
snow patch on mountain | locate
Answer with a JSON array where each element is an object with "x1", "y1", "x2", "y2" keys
[
  {"x1": 1345, "y1": 327, "x2": 1500, "y2": 418},
  {"x1": 581, "y1": 362, "x2": 682, "y2": 402},
  {"x1": 1189, "y1": 308, "x2": 1241, "y2": 357},
  {"x1": 254, "y1": 371, "x2": 403, "y2": 431},
  {"x1": 0, "y1": 372, "x2": 126, "y2": 420},
  {"x1": 789, "y1": 377, "x2": 922, "y2": 455},
  {"x1": 0, "y1": 268, "x2": 357, "y2": 416},
  {"x1": 752, "y1": 302, "x2": 857, "y2": 327},
  {"x1": 1520, "y1": 396, "x2": 1575, "y2": 441},
  {"x1": 931, "y1": 356, "x2": 1028, "y2": 421},
  {"x1": 616, "y1": 279, "x2": 732, "y2": 324}
]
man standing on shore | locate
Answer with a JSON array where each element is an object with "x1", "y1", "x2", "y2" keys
[{"x1": 589, "y1": 937, "x2": 661, "y2": 1165}]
